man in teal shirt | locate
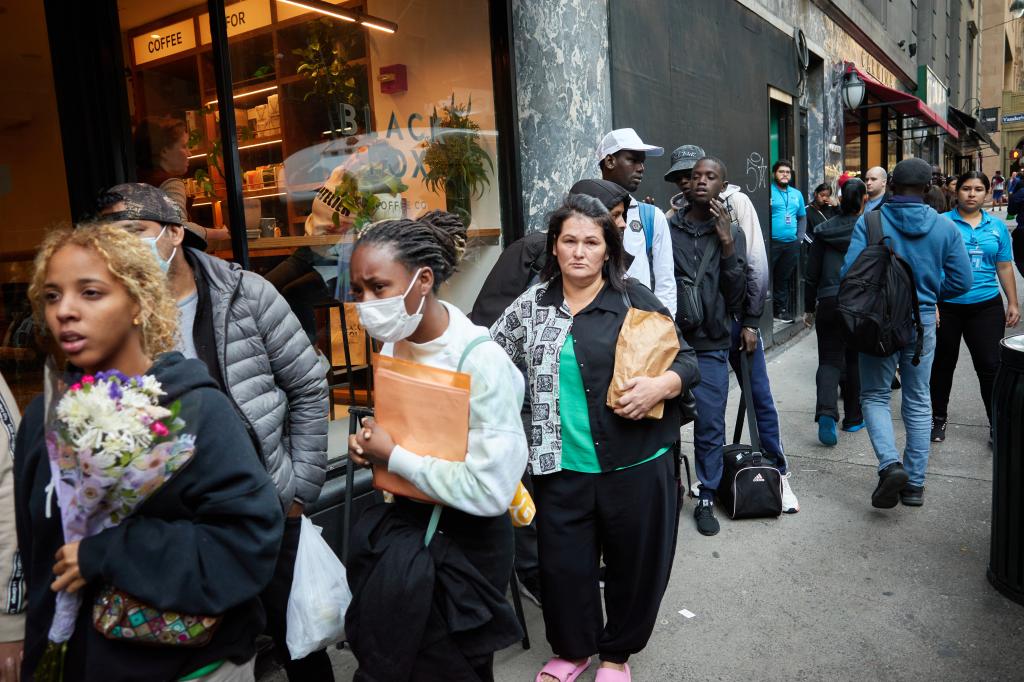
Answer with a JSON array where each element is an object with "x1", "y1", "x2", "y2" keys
[{"x1": 769, "y1": 160, "x2": 806, "y2": 322}]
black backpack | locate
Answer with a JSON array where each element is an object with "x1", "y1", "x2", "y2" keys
[{"x1": 836, "y1": 211, "x2": 924, "y2": 365}]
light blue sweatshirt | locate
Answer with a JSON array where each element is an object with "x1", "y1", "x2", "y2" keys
[{"x1": 840, "y1": 197, "x2": 973, "y2": 324}]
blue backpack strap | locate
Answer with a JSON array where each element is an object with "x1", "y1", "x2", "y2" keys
[
  {"x1": 425, "y1": 335, "x2": 490, "y2": 546},
  {"x1": 637, "y1": 201, "x2": 656, "y2": 256}
]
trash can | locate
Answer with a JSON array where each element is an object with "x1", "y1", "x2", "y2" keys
[{"x1": 989, "y1": 333, "x2": 1024, "y2": 606}]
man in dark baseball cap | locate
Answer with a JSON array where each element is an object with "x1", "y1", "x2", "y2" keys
[
  {"x1": 839, "y1": 156, "x2": 971, "y2": 510},
  {"x1": 663, "y1": 145, "x2": 705, "y2": 218},
  {"x1": 96, "y1": 182, "x2": 208, "y2": 250}
]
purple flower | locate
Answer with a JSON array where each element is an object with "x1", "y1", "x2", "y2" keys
[{"x1": 107, "y1": 383, "x2": 123, "y2": 401}]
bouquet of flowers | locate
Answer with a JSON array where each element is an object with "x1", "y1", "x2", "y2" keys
[{"x1": 37, "y1": 369, "x2": 197, "y2": 680}]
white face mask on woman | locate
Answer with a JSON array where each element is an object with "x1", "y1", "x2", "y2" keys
[{"x1": 355, "y1": 268, "x2": 425, "y2": 343}]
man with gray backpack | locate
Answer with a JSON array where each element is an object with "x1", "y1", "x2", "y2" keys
[{"x1": 839, "y1": 158, "x2": 971, "y2": 509}]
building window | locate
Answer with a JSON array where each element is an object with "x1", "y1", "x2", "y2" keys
[{"x1": 117, "y1": 0, "x2": 508, "y2": 440}]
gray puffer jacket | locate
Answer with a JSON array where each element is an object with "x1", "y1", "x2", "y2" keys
[{"x1": 188, "y1": 248, "x2": 328, "y2": 509}]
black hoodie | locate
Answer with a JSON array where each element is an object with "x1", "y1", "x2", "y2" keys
[
  {"x1": 804, "y1": 213, "x2": 858, "y2": 312},
  {"x1": 14, "y1": 353, "x2": 284, "y2": 681}
]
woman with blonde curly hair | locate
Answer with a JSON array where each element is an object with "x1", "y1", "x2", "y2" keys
[{"x1": 15, "y1": 223, "x2": 283, "y2": 681}]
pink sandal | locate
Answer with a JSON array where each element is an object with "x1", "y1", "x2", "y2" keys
[
  {"x1": 535, "y1": 657, "x2": 591, "y2": 682},
  {"x1": 594, "y1": 663, "x2": 631, "y2": 681}
]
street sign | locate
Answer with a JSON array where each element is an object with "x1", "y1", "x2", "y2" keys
[
  {"x1": 1002, "y1": 113, "x2": 1024, "y2": 125},
  {"x1": 981, "y1": 107, "x2": 999, "y2": 133}
]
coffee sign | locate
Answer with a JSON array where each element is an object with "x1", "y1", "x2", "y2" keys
[{"x1": 132, "y1": 18, "x2": 196, "y2": 66}]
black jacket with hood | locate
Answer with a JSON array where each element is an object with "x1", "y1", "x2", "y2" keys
[
  {"x1": 804, "y1": 213, "x2": 857, "y2": 312},
  {"x1": 668, "y1": 208, "x2": 747, "y2": 351},
  {"x1": 14, "y1": 353, "x2": 284, "y2": 682}
]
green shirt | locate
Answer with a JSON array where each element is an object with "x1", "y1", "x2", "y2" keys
[{"x1": 559, "y1": 335, "x2": 669, "y2": 473}]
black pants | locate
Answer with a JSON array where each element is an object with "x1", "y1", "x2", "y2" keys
[
  {"x1": 1012, "y1": 224, "x2": 1024, "y2": 279},
  {"x1": 813, "y1": 296, "x2": 862, "y2": 426},
  {"x1": 771, "y1": 240, "x2": 800, "y2": 315},
  {"x1": 265, "y1": 248, "x2": 334, "y2": 345},
  {"x1": 262, "y1": 516, "x2": 335, "y2": 681},
  {"x1": 930, "y1": 295, "x2": 1005, "y2": 426},
  {"x1": 532, "y1": 452, "x2": 677, "y2": 665}
]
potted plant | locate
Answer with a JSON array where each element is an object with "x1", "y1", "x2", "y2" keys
[
  {"x1": 294, "y1": 19, "x2": 364, "y2": 138},
  {"x1": 422, "y1": 95, "x2": 494, "y2": 225},
  {"x1": 330, "y1": 163, "x2": 409, "y2": 234}
]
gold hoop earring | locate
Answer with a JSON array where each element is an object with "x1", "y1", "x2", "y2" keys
[{"x1": 133, "y1": 317, "x2": 140, "y2": 327}]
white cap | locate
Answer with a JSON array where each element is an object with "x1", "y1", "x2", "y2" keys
[{"x1": 597, "y1": 128, "x2": 664, "y2": 161}]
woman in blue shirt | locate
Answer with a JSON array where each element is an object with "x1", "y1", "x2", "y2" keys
[{"x1": 930, "y1": 171, "x2": 1021, "y2": 443}]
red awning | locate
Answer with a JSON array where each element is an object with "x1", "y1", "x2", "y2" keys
[{"x1": 845, "y1": 63, "x2": 959, "y2": 139}]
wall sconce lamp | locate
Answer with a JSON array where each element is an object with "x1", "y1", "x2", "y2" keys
[{"x1": 842, "y1": 70, "x2": 866, "y2": 111}]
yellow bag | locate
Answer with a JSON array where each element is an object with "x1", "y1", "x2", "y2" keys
[
  {"x1": 605, "y1": 294, "x2": 680, "y2": 420},
  {"x1": 508, "y1": 482, "x2": 536, "y2": 527}
]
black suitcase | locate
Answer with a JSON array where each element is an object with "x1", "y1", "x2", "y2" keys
[{"x1": 718, "y1": 352, "x2": 783, "y2": 519}]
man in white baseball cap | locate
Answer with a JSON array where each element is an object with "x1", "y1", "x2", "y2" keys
[{"x1": 598, "y1": 128, "x2": 676, "y2": 311}]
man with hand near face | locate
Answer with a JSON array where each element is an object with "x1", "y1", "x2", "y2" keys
[
  {"x1": 598, "y1": 128, "x2": 676, "y2": 312},
  {"x1": 669, "y1": 158, "x2": 747, "y2": 536},
  {"x1": 666, "y1": 145, "x2": 798, "y2": 514}
]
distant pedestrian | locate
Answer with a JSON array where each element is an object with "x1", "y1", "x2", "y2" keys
[
  {"x1": 769, "y1": 160, "x2": 806, "y2": 322},
  {"x1": 923, "y1": 185, "x2": 949, "y2": 213},
  {"x1": 992, "y1": 170, "x2": 1006, "y2": 207},
  {"x1": 863, "y1": 166, "x2": 889, "y2": 213},
  {"x1": 598, "y1": 128, "x2": 677, "y2": 312},
  {"x1": 944, "y1": 176, "x2": 958, "y2": 211},
  {"x1": 806, "y1": 183, "x2": 837, "y2": 236},
  {"x1": 804, "y1": 178, "x2": 867, "y2": 445},
  {"x1": 840, "y1": 158, "x2": 972, "y2": 509},
  {"x1": 930, "y1": 171, "x2": 1020, "y2": 445},
  {"x1": 669, "y1": 158, "x2": 748, "y2": 535}
]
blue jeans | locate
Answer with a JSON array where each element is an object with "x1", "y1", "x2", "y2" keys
[
  {"x1": 857, "y1": 323, "x2": 937, "y2": 487},
  {"x1": 729, "y1": 321, "x2": 787, "y2": 474},
  {"x1": 693, "y1": 350, "x2": 730, "y2": 498}
]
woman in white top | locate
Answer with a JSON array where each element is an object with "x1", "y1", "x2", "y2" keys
[{"x1": 346, "y1": 211, "x2": 528, "y2": 680}]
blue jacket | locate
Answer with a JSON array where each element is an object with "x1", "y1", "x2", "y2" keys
[{"x1": 840, "y1": 198, "x2": 972, "y2": 323}]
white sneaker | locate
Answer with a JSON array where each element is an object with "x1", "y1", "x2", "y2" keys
[{"x1": 781, "y1": 472, "x2": 799, "y2": 514}]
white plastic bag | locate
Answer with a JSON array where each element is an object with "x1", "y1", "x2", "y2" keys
[{"x1": 285, "y1": 515, "x2": 352, "y2": 660}]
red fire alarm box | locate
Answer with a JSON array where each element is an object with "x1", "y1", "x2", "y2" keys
[{"x1": 379, "y1": 64, "x2": 407, "y2": 95}]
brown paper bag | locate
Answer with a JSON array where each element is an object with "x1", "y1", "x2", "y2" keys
[
  {"x1": 371, "y1": 353, "x2": 471, "y2": 502},
  {"x1": 605, "y1": 308, "x2": 680, "y2": 419}
]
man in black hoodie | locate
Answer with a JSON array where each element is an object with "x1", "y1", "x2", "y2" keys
[{"x1": 669, "y1": 158, "x2": 747, "y2": 536}]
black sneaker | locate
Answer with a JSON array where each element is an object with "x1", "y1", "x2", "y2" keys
[
  {"x1": 776, "y1": 312, "x2": 795, "y2": 323},
  {"x1": 694, "y1": 499, "x2": 720, "y2": 536},
  {"x1": 871, "y1": 462, "x2": 909, "y2": 509},
  {"x1": 931, "y1": 418, "x2": 947, "y2": 443},
  {"x1": 900, "y1": 484, "x2": 924, "y2": 507},
  {"x1": 517, "y1": 572, "x2": 542, "y2": 607}
]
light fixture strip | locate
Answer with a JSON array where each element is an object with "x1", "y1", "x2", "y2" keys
[
  {"x1": 238, "y1": 138, "x2": 283, "y2": 150},
  {"x1": 276, "y1": 0, "x2": 397, "y2": 33},
  {"x1": 206, "y1": 84, "x2": 279, "y2": 107}
]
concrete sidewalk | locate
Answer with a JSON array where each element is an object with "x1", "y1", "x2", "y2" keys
[{"x1": 266, "y1": 310, "x2": 1024, "y2": 681}]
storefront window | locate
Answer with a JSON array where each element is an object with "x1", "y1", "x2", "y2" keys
[
  {"x1": 0, "y1": 3, "x2": 71, "y2": 410},
  {"x1": 118, "y1": 0, "x2": 506, "y2": 445}
]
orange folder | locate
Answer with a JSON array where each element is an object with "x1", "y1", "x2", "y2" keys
[{"x1": 371, "y1": 353, "x2": 472, "y2": 502}]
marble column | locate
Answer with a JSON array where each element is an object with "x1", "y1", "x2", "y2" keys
[{"x1": 512, "y1": 0, "x2": 613, "y2": 235}]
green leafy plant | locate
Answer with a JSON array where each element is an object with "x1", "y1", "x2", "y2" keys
[
  {"x1": 331, "y1": 165, "x2": 408, "y2": 233},
  {"x1": 293, "y1": 19, "x2": 364, "y2": 137},
  {"x1": 422, "y1": 95, "x2": 494, "y2": 223}
]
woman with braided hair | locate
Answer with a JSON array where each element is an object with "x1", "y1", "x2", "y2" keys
[{"x1": 344, "y1": 211, "x2": 528, "y2": 680}]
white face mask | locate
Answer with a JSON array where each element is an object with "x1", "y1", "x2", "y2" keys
[
  {"x1": 140, "y1": 226, "x2": 176, "y2": 273},
  {"x1": 355, "y1": 268, "x2": 426, "y2": 343}
]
